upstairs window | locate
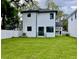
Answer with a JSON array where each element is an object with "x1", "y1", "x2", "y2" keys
[
  {"x1": 27, "y1": 13, "x2": 31, "y2": 17},
  {"x1": 46, "y1": 27, "x2": 54, "y2": 32},
  {"x1": 50, "y1": 13, "x2": 54, "y2": 19},
  {"x1": 27, "y1": 26, "x2": 32, "y2": 31}
]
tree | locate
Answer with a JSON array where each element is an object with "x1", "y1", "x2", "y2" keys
[
  {"x1": 57, "y1": 11, "x2": 64, "y2": 19},
  {"x1": 46, "y1": 0, "x2": 64, "y2": 19},
  {"x1": 46, "y1": 0, "x2": 59, "y2": 10},
  {"x1": 1, "y1": 0, "x2": 39, "y2": 29},
  {"x1": 21, "y1": 0, "x2": 39, "y2": 10},
  {"x1": 1, "y1": 0, "x2": 19, "y2": 29},
  {"x1": 61, "y1": 19, "x2": 68, "y2": 31}
]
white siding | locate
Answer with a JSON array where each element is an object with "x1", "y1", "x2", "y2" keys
[
  {"x1": 37, "y1": 13, "x2": 55, "y2": 37},
  {"x1": 22, "y1": 13, "x2": 36, "y2": 37},
  {"x1": 22, "y1": 12, "x2": 56, "y2": 37},
  {"x1": 68, "y1": 14, "x2": 77, "y2": 37}
]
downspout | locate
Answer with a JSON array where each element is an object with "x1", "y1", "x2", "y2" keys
[
  {"x1": 36, "y1": 13, "x2": 37, "y2": 37},
  {"x1": 54, "y1": 12, "x2": 56, "y2": 37}
]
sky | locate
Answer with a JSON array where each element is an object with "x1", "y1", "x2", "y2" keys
[
  {"x1": 21, "y1": 0, "x2": 77, "y2": 14},
  {"x1": 37, "y1": 0, "x2": 77, "y2": 14}
]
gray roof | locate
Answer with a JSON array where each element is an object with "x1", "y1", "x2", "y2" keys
[
  {"x1": 21, "y1": 9, "x2": 57, "y2": 14},
  {"x1": 67, "y1": 9, "x2": 77, "y2": 19}
]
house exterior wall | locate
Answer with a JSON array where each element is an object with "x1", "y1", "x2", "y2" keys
[
  {"x1": 22, "y1": 13, "x2": 36, "y2": 37},
  {"x1": 22, "y1": 12, "x2": 56, "y2": 37},
  {"x1": 68, "y1": 13, "x2": 77, "y2": 37},
  {"x1": 37, "y1": 13, "x2": 55, "y2": 37}
]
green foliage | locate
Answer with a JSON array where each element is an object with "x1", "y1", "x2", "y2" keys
[
  {"x1": 21, "y1": 0, "x2": 39, "y2": 10},
  {"x1": 46, "y1": 0, "x2": 64, "y2": 19},
  {"x1": 65, "y1": 34, "x2": 70, "y2": 36},
  {"x1": 46, "y1": 0, "x2": 59, "y2": 10},
  {"x1": 62, "y1": 19, "x2": 68, "y2": 31},
  {"x1": 1, "y1": 0, "x2": 19, "y2": 30},
  {"x1": 56, "y1": 11, "x2": 64, "y2": 19},
  {"x1": 1, "y1": 0, "x2": 39, "y2": 30}
]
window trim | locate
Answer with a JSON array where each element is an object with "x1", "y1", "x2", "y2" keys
[
  {"x1": 27, "y1": 13, "x2": 31, "y2": 17},
  {"x1": 27, "y1": 26, "x2": 32, "y2": 31},
  {"x1": 46, "y1": 26, "x2": 54, "y2": 33},
  {"x1": 50, "y1": 13, "x2": 54, "y2": 19}
]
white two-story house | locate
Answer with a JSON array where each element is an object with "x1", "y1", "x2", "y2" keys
[
  {"x1": 21, "y1": 9, "x2": 57, "y2": 37},
  {"x1": 68, "y1": 10, "x2": 77, "y2": 37}
]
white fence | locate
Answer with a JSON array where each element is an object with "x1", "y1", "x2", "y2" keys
[
  {"x1": 61, "y1": 31, "x2": 69, "y2": 35},
  {"x1": 1, "y1": 30, "x2": 22, "y2": 39}
]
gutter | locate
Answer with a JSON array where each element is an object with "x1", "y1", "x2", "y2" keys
[{"x1": 36, "y1": 13, "x2": 37, "y2": 37}]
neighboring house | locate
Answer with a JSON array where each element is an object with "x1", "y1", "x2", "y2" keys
[
  {"x1": 55, "y1": 20, "x2": 62, "y2": 35},
  {"x1": 68, "y1": 10, "x2": 77, "y2": 37},
  {"x1": 21, "y1": 10, "x2": 57, "y2": 37}
]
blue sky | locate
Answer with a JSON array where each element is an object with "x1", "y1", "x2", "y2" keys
[{"x1": 37, "y1": 0, "x2": 77, "y2": 14}]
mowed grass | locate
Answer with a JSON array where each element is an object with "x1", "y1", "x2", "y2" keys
[{"x1": 1, "y1": 36, "x2": 77, "y2": 59}]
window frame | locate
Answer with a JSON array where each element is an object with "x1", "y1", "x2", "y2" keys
[
  {"x1": 50, "y1": 13, "x2": 54, "y2": 19},
  {"x1": 27, "y1": 26, "x2": 32, "y2": 31},
  {"x1": 27, "y1": 13, "x2": 31, "y2": 17},
  {"x1": 46, "y1": 26, "x2": 54, "y2": 33}
]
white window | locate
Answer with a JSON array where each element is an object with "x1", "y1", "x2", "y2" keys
[{"x1": 50, "y1": 13, "x2": 54, "y2": 19}]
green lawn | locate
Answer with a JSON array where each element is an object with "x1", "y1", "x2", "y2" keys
[{"x1": 1, "y1": 36, "x2": 77, "y2": 59}]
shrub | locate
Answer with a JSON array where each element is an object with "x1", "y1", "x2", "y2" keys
[
  {"x1": 12, "y1": 37, "x2": 15, "y2": 38},
  {"x1": 65, "y1": 34, "x2": 70, "y2": 36}
]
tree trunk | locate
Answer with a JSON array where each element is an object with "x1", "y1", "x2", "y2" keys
[{"x1": 1, "y1": 15, "x2": 6, "y2": 29}]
